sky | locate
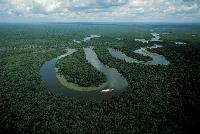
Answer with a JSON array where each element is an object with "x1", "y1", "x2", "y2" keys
[{"x1": 0, "y1": 0, "x2": 200, "y2": 23}]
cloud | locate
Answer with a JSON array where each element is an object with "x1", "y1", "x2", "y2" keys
[{"x1": 0, "y1": 0, "x2": 200, "y2": 22}]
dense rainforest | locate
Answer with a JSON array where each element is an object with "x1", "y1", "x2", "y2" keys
[
  {"x1": 56, "y1": 48, "x2": 106, "y2": 87},
  {"x1": 0, "y1": 23, "x2": 199, "y2": 133}
]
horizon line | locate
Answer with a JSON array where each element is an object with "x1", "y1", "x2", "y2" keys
[{"x1": 0, "y1": 21, "x2": 200, "y2": 24}]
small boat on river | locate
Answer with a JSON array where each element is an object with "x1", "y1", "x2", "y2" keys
[{"x1": 100, "y1": 89, "x2": 114, "y2": 93}]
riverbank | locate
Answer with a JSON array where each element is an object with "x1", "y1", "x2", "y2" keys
[{"x1": 55, "y1": 68, "x2": 108, "y2": 91}]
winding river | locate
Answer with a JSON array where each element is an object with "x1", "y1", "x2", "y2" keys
[
  {"x1": 40, "y1": 45, "x2": 170, "y2": 100},
  {"x1": 108, "y1": 48, "x2": 143, "y2": 64},
  {"x1": 134, "y1": 45, "x2": 170, "y2": 65},
  {"x1": 134, "y1": 33, "x2": 162, "y2": 43},
  {"x1": 83, "y1": 35, "x2": 101, "y2": 42},
  {"x1": 40, "y1": 32, "x2": 170, "y2": 100},
  {"x1": 40, "y1": 48, "x2": 128, "y2": 100},
  {"x1": 84, "y1": 47, "x2": 128, "y2": 91},
  {"x1": 109, "y1": 45, "x2": 170, "y2": 65}
]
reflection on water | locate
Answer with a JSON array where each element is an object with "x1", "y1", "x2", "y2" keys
[
  {"x1": 134, "y1": 38, "x2": 149, "y2": 43},
  {"x1": 72, "y1": 35, "x2": 101, "y2": 44},
  {"x1": 150, "y1": 33, "x2": 162, "y2": 42},
  {"x1": 83, "y1": 35, "x2": 101, "y2": 42},
  {"x1": 109, "y1": 45, "x2": 170, "y2": 65},
  {"x1": 58, "y1": 48, "x2": 77, "y2": 59},
  {"x1": 108, "y1": 48, "x2": 143, "y2": 63},
  {"x1": 135, "y1": 33, "x2": 162, "y2": 43},
  {"x1": 116, "y1": 37, "x2": 122, "y2": 40},
  {"x1": 73, "y1": 40, "x2": 81, "y2": 44},
  {"x1": 84, "y1": 47, "x2": 128, "y2": 90},
  {"x1": 40, "y1": 42, "x2": 169, "y2": 101},
  {"x1": 40, "y1": 47, "x2": 128, "y2": 101},
  {"x1": 134, "y1": 44, "x2": 170, "y2": 65}
]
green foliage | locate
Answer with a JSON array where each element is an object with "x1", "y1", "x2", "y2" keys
[
  {"x1": 56, "y1": 49, "x2": 106, "y2": 87},
  {"x1": 0, "y1": 23, "x2": 200, "y2": 133}
]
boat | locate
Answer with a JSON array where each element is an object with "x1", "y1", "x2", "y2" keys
[{"x1": 100, "y1": 89, "x2": 114, "y2": 93}]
